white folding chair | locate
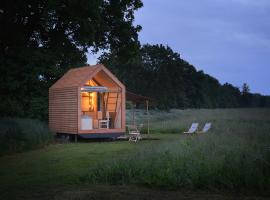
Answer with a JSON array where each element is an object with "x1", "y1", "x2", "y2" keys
[
  {"x1": 197, "y1": 122, "x2": 212, "y2": 133},
  {"x1": 127, "y1": 124, "x2": 143, "y2": 142},
  {"x1": 183, "y1": 123, "x2": 199, "y2": 134}
]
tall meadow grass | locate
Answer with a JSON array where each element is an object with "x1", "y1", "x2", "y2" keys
[
  {"x1": 126, "y1": 108, "x2": 270, "y2": 133},
  {"x1": 83, "y1": 109, "x2": 270, "y2": 194},
  {"x1": 0, "y1": 118, "x2": 53, "y2": 155}
]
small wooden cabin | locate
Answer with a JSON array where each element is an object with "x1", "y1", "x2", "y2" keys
[{"x1": 49, "y1": 64, "x2": 126, "y2": 138}]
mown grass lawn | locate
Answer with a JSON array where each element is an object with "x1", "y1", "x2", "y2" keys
[{"x1": 0, "y1": 133, "x2": 177, "y2": 199}]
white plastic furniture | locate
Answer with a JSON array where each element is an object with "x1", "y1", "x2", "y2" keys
[
  {"x1": 183, "y1": 123, "x2": 199, "y2": 134},
  {"x1": 198, "y1": 123, "x2": 212, "y2": 133}
]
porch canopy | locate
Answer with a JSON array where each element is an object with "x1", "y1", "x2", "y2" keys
[
  {"x1": 126, "y1": 91, "x2": 156, "y2": 134},
  {"x1": 126, "y1": 91, "x2": 155, "y2": 106}
]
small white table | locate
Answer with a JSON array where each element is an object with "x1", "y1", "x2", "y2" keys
[{"x1": 81, "y1": 115, "x2": 93, "y2": 130}]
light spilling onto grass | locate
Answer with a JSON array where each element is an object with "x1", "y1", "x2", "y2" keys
[{"x1": 82, "y1": 109, "x2": 270, "y2": 194}]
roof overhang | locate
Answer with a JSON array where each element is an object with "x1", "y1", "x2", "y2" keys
[
  {"x1": 126, "y1": 91, "x2": 156, "y2": 105},
  {"x1": 80, "y1": 86, "x2": 108, "y2": 92}
]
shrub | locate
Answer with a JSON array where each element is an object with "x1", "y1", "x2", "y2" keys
[{"x1": 0, "y1": 118, "x2": 53, "y2": 155}]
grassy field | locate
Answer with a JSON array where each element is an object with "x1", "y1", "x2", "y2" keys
[
  {"x1": 127, "y1": 108, "x2": 270, "y2": 133},
  {"x1": 0, "y1": 109, "x2": 270, "y2": 199}
]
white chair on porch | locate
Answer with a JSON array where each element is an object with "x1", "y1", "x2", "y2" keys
[{"x1": 98, "y1": 111, "x2": 110, "y2": 129}]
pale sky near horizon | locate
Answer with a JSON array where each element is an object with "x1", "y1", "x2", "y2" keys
[{"x1": 87, "y1": 0, "x2": 270, "y2": 95}]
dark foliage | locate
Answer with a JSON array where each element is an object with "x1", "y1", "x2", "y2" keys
[
  {"x1": 0, "y1": 0, "x2": 142, "y2": 120},
  {"x1": 100, "y1": 44, "x2": 270, "y2": 109},
  {"x1": 0, "y1": 118, "x2": 52, "y2": 155}
]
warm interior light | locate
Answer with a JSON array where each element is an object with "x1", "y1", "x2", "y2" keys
[
  {"x1": 81, "y1": 92, "x2": 96, "y2": 112},
  {"x1": 89, "y1": 92, "x2": 94, "y2": 111}
]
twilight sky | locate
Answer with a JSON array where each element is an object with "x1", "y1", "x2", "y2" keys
[{"x1": 87, "y1": 0, "x2": 270, "y2": 95}]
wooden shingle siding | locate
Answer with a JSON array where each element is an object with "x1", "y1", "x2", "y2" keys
[
  {"x1": 49, "y1": 87, "x2": 78, "y2": 134},
  {"x1": 49, "y1": 64, "x2": 126, "y2": 135}
]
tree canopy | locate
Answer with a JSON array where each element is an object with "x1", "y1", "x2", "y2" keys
[{"x1": 0, "y1": 0, "x2": 143, "y2": 119}]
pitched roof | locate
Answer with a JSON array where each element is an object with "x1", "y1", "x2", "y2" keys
[{"x1": 50, "y1": 64, "x2": 124, "y2": 90}]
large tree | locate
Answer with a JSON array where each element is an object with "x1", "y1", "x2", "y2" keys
[{"x1": 0, "y1": 0, "x2": 143, "y2": 119}]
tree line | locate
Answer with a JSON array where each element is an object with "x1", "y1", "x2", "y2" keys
[
  {"x1": 1, "y1": 0, "x2": 269, "y2": 121},
  {"x1": 100, "y1": 44, "x2": 270, "y2": 109}
]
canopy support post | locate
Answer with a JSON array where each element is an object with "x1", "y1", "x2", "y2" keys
[
  {"x1": 146, "y1": 100, "x2": 149, "y2": 134},
  {"x1": 132, "y1": 103, "x2": 136, "y2": 126}
]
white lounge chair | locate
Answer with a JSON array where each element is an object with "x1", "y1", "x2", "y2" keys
[
  {"x1": 183, "y1": 123, "x2": 199, "y2": 134},
  {"x1": 197, "y1": 122, "x2": 212, "y2": 133},
  {"x1": 127, "y1": 124, "x2": 143, "y2": 142}
]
